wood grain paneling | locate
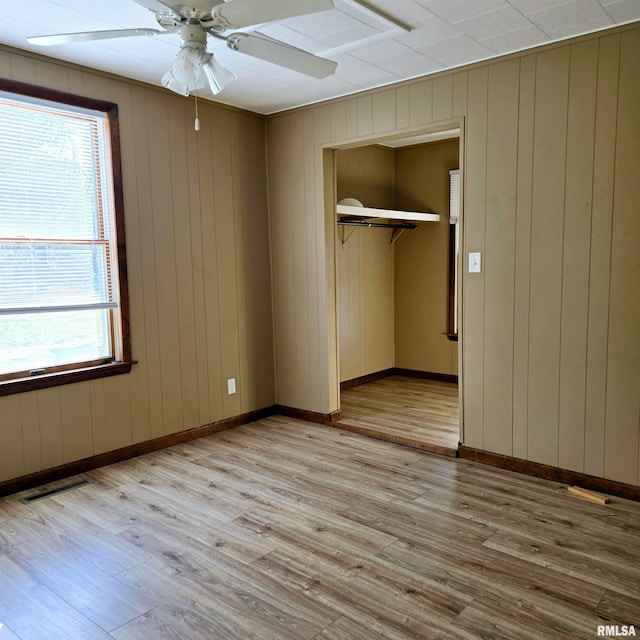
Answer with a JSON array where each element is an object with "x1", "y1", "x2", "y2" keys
[
  {"x1": 394, "y1": 140, "x2": 459, "y2": 376},
  {"x1": 605, "y1": 28, "x2": 640, "y2": 486},
  {"x1": 0, "y1": 48, "x2": 274, "y2": 485},
  {"x1": 409, "y1": 79, "x2": 433, "y2": 126},
  {"x1": 483, "y1": 60, "x2": 519, "y2": 456},
  {"x1": 512, "y1": 54, "x2": 536, "y2": 461},
  {"x1": 372, "y1": 89, "x2": 396, "y2": 133},
  {"x1": 462, "y1": 66, "x2": 489, "y2": 451},
  {"x1": 19, "y1": 393, "x2": 42, "y2": 474},
  {"x1": 267, "y1": 24, "x2": 640, "y2": 488},
  {"x1": 396, "y1": 85, "x2": 410, "y2": 130},
  {"x1": 336, "y1": 146, "x2": 395, "y2": 382},
  {"x1": 313, "y1": 106, "x2": 333, "y2": 413},
  {"x1": 231, "y1": 113, "x2": 275, "y2": 413},
  {"x1": 1, "y1": 396, "x2": 24, "y2": 481},
  {"x1": 558, "y1": 40, "x2": 598, "y2": 473},
  {"x1": 432, "y1": 75, "x2": 453, "y2": 122},
  {"x1": 585, "y1": 35, "x2": 621, "y2": 478},
  {"x1": 527, "y1": 46, "x2": 570, "y2": 467}
]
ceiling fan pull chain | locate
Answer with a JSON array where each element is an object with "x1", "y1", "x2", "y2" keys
[{"x1": 194, "y1": 91, "x2": 200, "y2": 132}]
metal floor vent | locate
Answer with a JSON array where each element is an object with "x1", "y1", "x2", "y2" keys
[{"x1": 19, "y1": 478, "x2": 93, "y2": 504}]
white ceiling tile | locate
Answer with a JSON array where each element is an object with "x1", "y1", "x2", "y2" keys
[
  {"x1": 0, "y1": 14, "x2": 37, "y2": 49},
  {"x1": 306, "y1": 76, "x2": 362, "y2": 95},
  {"x1": 601, "y1": 0, "x2": 640, "y2": 23},
  {"x1": 417, "y1": 33, "x2": 494, "y2": 65},
  {"x1": 352, "y1": 39, "x2": 423, "y2": 65},
  {"x1": 480, "y1": 24, "x2": 548, "y2": 52},
  {"x1": 96, "y1": 34, "x2": 177, "y2": 58},
  {"x1": 333, "y1": 59, "x2": 400, "y2": 87},
  {"x1": 21, "y1": 6, "x2": 121, "y2": 35},
  {"x1": 51, "y1": 0, "x2": 157, "y2": 29},
  {"x1": 284, "y1": 8, "x2": 363, "y2": 40},
  {"x1": 395, "y1": 14, "x2": 462, "y2": 48},
  {"x1": 547, "y1": 15, "x2": 614, "y2": 38},
  {"x1": 507, "y1": 0, "x2": 576, "y2": 14},
  {"x1": 527, "y1": 0, "x2": 609, "y2": 34},
  {"x1": 385, "y1": 55, "x2": 444, "y2": 77},
  {"x1": 455, "y1": 6, "x2": 532, "y2": 40},
  {"x1": 254, "y1": 24, "x2": 327, "y2": 54},
  {"x1": 419, "y1": 0, "x2": 509, "y2": 24},
  {"x1": 320, "y1": 23, "x2": 379, "y2": 47},
  {"x1": 361, "y1": 0, "x2": 437, "y2": 22},
  {"x1": 70, "y1": 45, "x2": 167, "y2": 79}
]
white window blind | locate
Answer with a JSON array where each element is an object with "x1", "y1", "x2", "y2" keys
[
  {"x1": 0, "y1": 96, "x2": 117, "y2": 316},
  {"x1": 449, "y1": 169, "x2": 460, "y2": 225},
  {"x1": 0, "y1": 88, "x2": 124, "y2": 380}
]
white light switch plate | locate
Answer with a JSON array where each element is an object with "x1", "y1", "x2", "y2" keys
[
  {"x1": 469, "y1": 252, "x2": 481, "y2": 273},
  {"x1": 227, "y1": 378, "x2": 236, "y2": 395}
]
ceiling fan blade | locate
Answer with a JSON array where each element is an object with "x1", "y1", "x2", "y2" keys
[
  {"x1": 130, "y1": 0, "x2": 181, "y2": 18},
  {"x1": 227, "y1": 33, "x2": 336, "y2": 79},
  {"x1": 28, "y1": 28, "x2": 161, "y2": 46},
  {"x1": 214, "y1": 0, "x2": 334, "y2": 29}
]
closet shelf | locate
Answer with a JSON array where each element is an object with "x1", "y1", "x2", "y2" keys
[
  {"x1": 336, "y1": 201, "x2": 440, "y2": 223},
  {"x1": 337, "y1": 198, "x2": 440, "y2": 245}
]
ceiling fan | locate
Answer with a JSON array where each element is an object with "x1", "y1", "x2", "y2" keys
[{"x1": 27, "y1": 0, "x2": 338, "y2": 97}]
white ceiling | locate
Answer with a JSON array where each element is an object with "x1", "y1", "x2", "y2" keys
[{"x1": 0, "y1": 0, "x2": 638, "y2": 115}]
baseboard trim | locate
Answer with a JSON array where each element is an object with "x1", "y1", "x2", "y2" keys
[
  {"x1": 0, "y1": 406, "x2": 277, "y2": 499},
  {"x1": 393, "y1": 368, "x2": 459, "y2": 384},
  {"x1": 275, "y1": 405, "x2": 341, "y2": 425},
  {"x1": 459, "y1": 446, "x2": 640, "y2": 503},
  {"x1": 328, "y1": 420, "x2": 458, "y2": 457},
  {"x1": 340, "y1": 368, "x2": 395, "y2": 391},
  {"x1": 340, "y1": 368, "x2": 458, "y2": 390}
]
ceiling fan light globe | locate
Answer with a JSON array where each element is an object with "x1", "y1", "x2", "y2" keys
[
  {"x1": 162, "y1": 44, "x2": 206, "y2": 96},
  {"x1": 203, "y1": 55, "x2": 236, "y2": 94},
  {"x1": 161, "y1": 69, "x2": 189, "y2": 96}
]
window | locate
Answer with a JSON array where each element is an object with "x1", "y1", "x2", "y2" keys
[
  {"x1": 447, "y1": 169, "x2": 460, "y2": 341},
  {"x1": 0, "y1": 79, "x2": 131, "y2": 395}
]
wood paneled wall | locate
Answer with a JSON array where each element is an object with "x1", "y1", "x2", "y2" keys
[
  {"x1": 394, "y1": 140, "x2": 458, "y2": 375},
  {"x1": 336, "y1": 146, "x2": 394, "y2": 382},
  {"x1": 0, "y1": 48, "x2": 275, "y2": 484},
  {"x1": 267, "y1": 25, "x2": 640, "y2": 486}
]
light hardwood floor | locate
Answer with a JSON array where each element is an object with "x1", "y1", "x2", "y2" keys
[
  {"x1": 1, "y1": 416, "x2": 639, "y2": 639},
  {"x1": 337, "y1": 375, "x2": 460, "y2": 455}
]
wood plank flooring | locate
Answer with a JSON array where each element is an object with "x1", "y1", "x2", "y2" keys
[
  {"x1": 336, "y1": 375, "x2": 460, "y2": 455},
  {"x1": 1, "y1": 415, "x2": 639, "y2": 639}
]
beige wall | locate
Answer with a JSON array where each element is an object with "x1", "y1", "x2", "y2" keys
[
  {"x1": 0, "y1": 48, "x2": 275, "y2": 484},
  {"x1": 336, "y1": 146, "x2": 394, "y2": 382},
  {"x1": 394, "y1": 140, "x2": 458, "y2": 375},
  {"x1": 267, "y1": 25, "x2": 640, "y2": 487}
]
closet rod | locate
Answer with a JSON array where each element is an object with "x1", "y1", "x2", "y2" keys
[{"x1": 337, "y1": 220, "x2": 417, "y2": 230}]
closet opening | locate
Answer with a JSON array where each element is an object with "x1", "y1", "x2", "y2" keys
[{"x1": 326, "y1": 125, "x2": 463, "y2": 456}]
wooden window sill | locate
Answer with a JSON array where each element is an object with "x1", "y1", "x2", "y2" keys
[{"x1": 0, "y1": 361, "x2": 135, "y2": 397}]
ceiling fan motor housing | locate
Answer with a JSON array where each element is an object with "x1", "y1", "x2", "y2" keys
[{"x1": 180, "y1": 22, "x2": 207, "y2": 46}]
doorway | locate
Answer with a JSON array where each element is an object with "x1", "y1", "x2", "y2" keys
[{"x1": 326, "y1": 125, "x2": 463, "y2": 456}]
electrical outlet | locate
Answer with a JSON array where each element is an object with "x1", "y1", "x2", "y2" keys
[{"x1": 227, "y1": 378, "x2": 236, "y2": 395}]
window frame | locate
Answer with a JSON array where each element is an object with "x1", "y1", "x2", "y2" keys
[{"x1": 0, "y1": 78, "x2": 132, "y2": 397}]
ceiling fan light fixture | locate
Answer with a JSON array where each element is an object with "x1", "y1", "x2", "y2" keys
[
  {"x1": 161, "y1": 41, "x2": 234, "y2": 97},
  {"x1": 28, "y1": 0, "x2": 338, "y2": 101}
]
